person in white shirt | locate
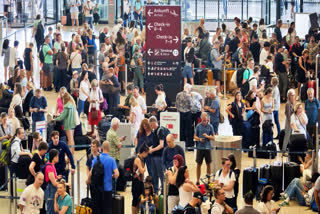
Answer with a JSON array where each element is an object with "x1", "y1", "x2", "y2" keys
[
  {"x1": 19, "y1": 172, "x2": 44, "y2": 214},
  {"x1": 7, "y1": 107, "x2": 21, "y2": 136},
  {"x1": 257, "y1": 185, "x2": 280, "y2": 214},
  {"x1": 133, "y1": 86, "x2": 147, "y2": 114},
  {"x1": 154, "y1": 84, "x2": 167, "y2": 119},
  {"x1": 129, "y1": 97, "x2": 144, "y2": 134},
  {"x1": 214, "y1": 158, "x2": 237, "y2": 210},
  {"x1": 259, "y1": 42, "x2": 270, "y2": 65},
  {"x1": 83, "y1": 0, "x2": 94, "y2": 29},
  {"x1": 78, "y1": 71, "x2": 91, "y2": 116},
  {"x1": 10, "y1": 83, "x2": 23, "y2": 110},
  {"x1": 211, "y1": 187, "x2": 234, "y2": 214},
  {"x1": 249, "y1": 66, "x2": 264, "y2": 94},
  {"x1": 122, "y1": 0, "x2": 131, "y2": 27},
  {"x1": 265, "y1": 55, "x2": 274, "y2": 74},
  {"x1": 9, "y1": 43, "x2": 18, "y2": 77},
  {"x1": 291, "y1": 103, "x2": 308, "y2": 138},
  {"x1": 69, "y1": 0, "x2": 81, "y2": 29}
]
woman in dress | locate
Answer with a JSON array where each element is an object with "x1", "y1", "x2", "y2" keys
[
  {"x1": 129, "y1": 97, "x2": 143, "y2": 135},
  {"x1": 2, "y1": 39, "x2": 10, "y2": 83},
  {"x1": 87, "y1": 79, "x2": 104, "y2": 136},
  {"x1": 23, "y1": 42, "x2": 33, "y2": 82}
]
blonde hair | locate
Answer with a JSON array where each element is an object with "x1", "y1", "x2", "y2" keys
[
  {"x1": 20, "y1": 70, "x2": 26, "y2": 77},
  {"x1": 27, "y1": 81, "x2": 34, "y2": 90},
  {"x1": 91, "y1": 79, "x2": 98, "y2": 87},
  {"x1": 271, "y1": 77, "x2": 279, "y2": 86},
  {"x1": 62, "y1": 92, "x2": 76, "y2": 106},
  {"x1": 129, "y1": 97, "x2": 138, "y2": 106},
  {"x1": 294, "y1": 103, "x2": 303, "y2": 113}
]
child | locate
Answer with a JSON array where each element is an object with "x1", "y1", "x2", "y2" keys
[
  {"x1": 32, "y1": 131, "x2": 43, "y2": 153},
  {"x1": 93, "y1": 4, "x2": 100, "y2": 25},
  {"x1": 140, "y1": 183, "x2": 156, "y2": 214}
]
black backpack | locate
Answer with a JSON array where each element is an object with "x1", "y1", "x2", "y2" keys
[
  {"x1": 157, "y1": 126, "x2": 170, "y2": 147},
  {"x1": 241, "y1": 77, "x2": 256, "y2": 98},
  {"x1": 91, "y1": 155, "x2": 104, "y2": 188},
  {"x1": 236, "y1": 68, "x2": 246, "y2": 88},
  {"x1": 40, "y1": 162, "x2": 50, "y2": 190},
  {"x1": 39, "y1": 45, "x2": 46, "y2": 63},
  {"x1": 123, "y1": 156, "x2": 136, "y2": 179},
  {"x1": 35, "y1": 21, "x2": 45, "y2": 43}
]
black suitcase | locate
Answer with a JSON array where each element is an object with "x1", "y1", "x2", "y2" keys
[
  {"x1": 27, "y1": 134, "x2": 33, "y2": 151},
  {"x1": 242, "y1": 167, "x2": 258, "y2": 197},
  {"x1": 278, "y1": 129, "x2": 285, "y2": 151},
  {"x1": 74, "y1": 135, "x2": 91, "y2": 151},
  {"x1": 270, "y1": 164, "x2": 282, "y2": 201},
  {"x1": 81, "y1": 186, "x2": 94, "y2": 211},
  {"x1": 0, "y1": 165, "x2": 7, "y2": 191},
  {"x1": 98, "y1": 118, "x2": 111, "y2": 142},
  {"x1": 112, "y1": 194, "x2": 125, "y2": 214},
  {"x1": 242, "y1": 121, "x2": 252, "y2": 149},
  {"x1": 249, "y1": 142, "x2": 276, "y2": 159},
  {"x1": 260, "y1": 164, "x2": 271, "y2": 181},
  {"x1": 66, "y1": 13, "x2": 72, "y2": 26},
  {"x1": 284, "y1": 162, "x2": 301, "y2": 189},
  {"x1": 288, "y1": 134, "x2": 307, "y2": 163}
]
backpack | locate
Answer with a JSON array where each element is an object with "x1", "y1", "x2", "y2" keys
[
  {"x1": 123, "y1": 156, "x2": 136, "y2": 179},
  {"x1": 91, "y1": 155, "x2": 104, "y2": 188},
  {"x1": 35, "y1": 21, "x2": 45, "y2": 43},
  {"x1": 241, "y1": 77, "x2": 256, "y2": 98},
  {"x1": 157, "y1": 126, "x2": 170, "y2": 147},
  {"x1": 0, "y1": 140, "x2": 12, "y2": 166},
  {"x1": 236, "y1": 68, "x2": 246, "y2": 88},
  {"x1": 207, "y1": 48, "x2": 215, "y2": 69},
  {"x1": 40, "y1": 162, "x2": 51, "y2": 190},
  {"x1": 218, "y1": 169, "x2": 233, "y2": 178},
  {"x1": 231, "y1": 47, "x2": 240, "y2": 65},
  {"x1": 39, "y1": 45, "x2": 47, "y2": 63},
  {"x1": 171, "y1": 205, "x2": 186, "y2": 214}
]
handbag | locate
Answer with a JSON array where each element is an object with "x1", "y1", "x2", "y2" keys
[
  {"x1": 74, "y1": 108, "x2": 80, "y2": 126},
  {"x1": 91, "y1": 107, "x2": 99, "y2": 120},
  {"x1": 98, "y1": 89, "x2": 108, "y2": 111}
]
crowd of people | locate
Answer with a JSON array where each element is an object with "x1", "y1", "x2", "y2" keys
[{"x1": 0, "y1": 0, "x2": 320, "y2": 213}]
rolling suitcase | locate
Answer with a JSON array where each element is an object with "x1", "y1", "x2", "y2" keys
[
  {"x1": 207, "y1": 70, "x2": 213, "y2": 85},
  {"x1": 270, "y1": 164, "x2": 282, "y2": 201},
  {"x1": 260, "y1": 164, "x2": 271, "y2": 181},
  {"x1": 78, "y1": 186, "x2": 94, "y2": 213},
  {"x1": 112, "y1": 194, "x2": 125, "y2": 214},
  {"x1": 278, "y1": 129, "x2": 285, "y2": 151},
  {"x1": 116, "y1": 166, "x2": 127, "y2": 192},
  {"x1": 284, "y1": 162, "x2": 301, "y2": 189},
  {"x1": 288, "y1": 134, "x2": 307, "y2": 163},
  {"x1": 242, "y1": 167, "x2": 258, "y2": 197},
  {"x1": 242, "y1": 121, "x2": 252, "y2": 149},
  {"x1": 98, "y1": 118, "x2": 111, "y2": 142}
]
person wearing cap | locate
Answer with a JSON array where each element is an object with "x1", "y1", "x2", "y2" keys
[
  {"x1": 83, "y1": 0, "x2": 94, "y2": 29},
  {"x1": 259, "y1": 42, "x2": 270, "y2": 65},
  {"x1": 235, "y1": 192, "x2": 259, "y2": 214},
  {"x1": 133, "y1": 0, "x2": 144, "y2": 31},
  {"x1": 166, "y1": 154, "x2": 184, "y2": 214},
  {"x1": 212, "y1": 187, "x2": 234, "y2": 214},
  {"x1": 184, "y1": 191, "x2": 205, "y2": 214}
]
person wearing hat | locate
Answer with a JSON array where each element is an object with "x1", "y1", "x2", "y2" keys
[{"x1": 184, "y1": 191, "x2": 205, "y2": 214}]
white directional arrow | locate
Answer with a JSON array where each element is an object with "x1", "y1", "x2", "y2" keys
[
  {"x1": 148, "y1": 9, "x2": 153, "y2": 16},
  {"x1": 147, "y1": 49, "x2": 153, "y2": 56},
  {"x1": 147, "y1": 23, "x2": 153, "y2": 31},
  {"x1": 173, "y1": 36, "x2": 179, "y2": 43}
]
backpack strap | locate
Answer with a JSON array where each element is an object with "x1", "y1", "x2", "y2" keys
[{"x1": 218, "y1": 169, "x2": 222, "y2": 177}]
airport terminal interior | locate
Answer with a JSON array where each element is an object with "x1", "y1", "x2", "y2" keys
[{"x1": 1, "y1": 0, "x2": 320, "y2": 214}]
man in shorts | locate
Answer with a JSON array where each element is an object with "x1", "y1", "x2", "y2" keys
[
  {"x1": 69, "y1": 0, "x2": 81, "y2": 30},
  {"x1": 194, "y1": 112, "x2": 215, "y2": 185},
  {"x1": 211, "y1": 40, "x2": 224, "y2": 97},
  {"x1": 42, "y1": 36, "x2": 53, "y2": 91}
]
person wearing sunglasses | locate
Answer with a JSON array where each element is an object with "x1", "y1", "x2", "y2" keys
[{"x1": 214, "y1": 158, "x2": 237, "y2": 211}]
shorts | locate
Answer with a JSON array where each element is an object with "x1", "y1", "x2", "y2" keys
[
  {"x1": 212, "y1": 68, "x2": 221, "y2": 81},
  {"x1": 43, "y1": 63, "x2": 53, "y2": 75},
  {"x1": 183, "y1": 65, "x2": 193, "y2": 79},
  {"x1": 196, "y1": 149, "x2": 212, "y2": 164},
  {"x1": 71, "y1": 12, "x2": 79, "y2": 20}
]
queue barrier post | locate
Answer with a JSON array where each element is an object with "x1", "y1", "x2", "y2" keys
[
  {"x1": 125, "y1": 64, "x2": 128, "y2": 96},
  {"x1": 71, "y1": 171, "x2": 75, "y2": 212},
  {"x1": 8, "y1": 170, "x2": 12, "y2": 214},
  {"x1": 282, "y1": 153, "x2": 285, "y2": 191},
  {"x1": 163, "y1": 173, "x2": 168, "y2": 214},
  {"x1": 77, "y1": 160, "x2": 81, "y2": 206},
  {"x1": 13, "y1": 174, "x2": 17, "y2": 214}
]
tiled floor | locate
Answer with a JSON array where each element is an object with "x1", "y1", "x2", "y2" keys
[{"x1": 0, "y1": 25, "x2": 317, "y2": 214}]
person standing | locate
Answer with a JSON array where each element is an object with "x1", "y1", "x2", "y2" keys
[
  {"x1": 183, "y1": 38, "x2": 195, "y2": 86},
  {"x1": 162, "y1": 134, "x2": 185, "y2": 170},
  {"x1": 175, "y1": 84, "x2": 193, "y2": 149},
  {"x1": 194, "y1": 112, "x2": 215, "y2": 184},
  {"x1": 133, "y1": 0, "x2": 144, "y2": 31},
  {"x1": 83, "y1": 0, "x2": 94, "y2": 29},
  {"x1": 55, "y1": 44, "x2": 69, "y2": 90},
  {"x1": 283, "y1": 89, "x2": 295, "y2": 151},
  {"x1": 208, "y1": 88, "x2": 220, "y2": 135},
  {"x1": 29, "y1": 89, "x2": 48, "y2": 133},
  {"x1": 23, "y1": 42, "x2": 34, "y2": 82},
  {"x1": 48, "y1": 131, "x2": 75, "y2": 182},
  {"x1": 42, "y1": 36, "x2": 54, "y2": 91},
  {"x1": 305, "y1": 88, "x2": 320, "y2": 147},
  {"x1": 271, "y1": 77, "x2": 281, "y2": 139},
  {"x1": 2, "y1": 39, "x2": 10, "y2": 83},
  {"x1": 88, "y1": 141, "x2": 119, "y2": 214},
  {"x1": 133, "y1": 86, "x2": 147, "y2": 114},
  {"x1": 275, "y1": 45, "x2": 288, "y2": 102},
  {"x1": 226, "y1": 91, "x2": 245, "y2": 136},
  {"x1": 274, "y1": 19, "x2": 282, "y2": 44},
  {"x1": 132, "y1": 46, "x2": 145, "y2": 94},
  {"x1": 107, "y1": 117, "x2": 126, "y2": 166},
  {"x1": 69, "y1": 0, "x2": 81, "y2": 30},
  {"x1": 235, "y1": 192, "x2": 259, "y2": 214},
  {"x1": 211, "y1": 40, "x2": 224, "y2": 96},
  {"x1": 19, "y1": 172, "x2": 45, "y2": 214},
  {"x1": 78, "y1": 71, "x2": 91, "y2": 115}
]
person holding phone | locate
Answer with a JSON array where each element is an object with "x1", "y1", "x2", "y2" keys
[
  {"x1": 107, "y1": 117, "x2": 126, "y2": 166},
  {"x1": 291, "y1": 103, "x2": 308, "y2": 138},
  {"x1": 257, "y1": 185, "x2": 280, "y2": 214}
]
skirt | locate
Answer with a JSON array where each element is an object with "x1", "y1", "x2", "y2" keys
[{"x1": 88, "y1": 109, "x2": 101, "y2": 126}]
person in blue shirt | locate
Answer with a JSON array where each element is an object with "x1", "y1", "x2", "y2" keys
[
  {"x1": 88, "y1": 141, "x2": 119, "y2": 214},
  {"x1": 48, "y1": 131, "x2": 75, "y2": 182},
  {"x1": 29, "y1": 89, "x2": 48, "y2": 132},
  {"x1": 208, "y1": 88, "x2": 220, "y2": 134},
  {"x1": 194, "y1": 112, "x2": 215, "y2": 184},
  {"x1": 162, "y1": 134, "x2": 185, "y2": 170},
  {"x1": 133, "y1": 0, "x2": 144, "y2": 30},
  {"x1": 305, "y1": 88, "x2": 320, "y2": 146}
]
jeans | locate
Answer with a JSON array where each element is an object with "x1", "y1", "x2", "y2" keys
[
  {"x1": 284, "y1": 178, "x2": 306, "y2": 206},
  {"x1": 145, "y1": 155, "x2": 154, "y2": 180},
  {"x1": 77, "y1": 99, "x2": 86, "y2": 116},
  {"x1": 278, "y1": 72, "x2": 288, "y2": 100},
  {"x1": 85, "y1": 16, "x2": 93, "y2": 29},
  {"x1": 273, "y1": 110, "x2": 281, "y2": 137},
  {"x1": 168, "y1": 195, "x2": 179, "y2": 214},
  {"x1": 152, "y1": 156, "x2": 164, "y2": 194},
  {"x1": 134, "y1": 11, "x2": 143, "y2": 31},
  {"x1": 134, "y1": 68, "x2": 144, "y2": 89},
  {"x1": 44, "y1": 182, "x2": 57, "y2": 214},
  {"x1": 180, "y1": 111, "x2": 194, "y2": 148}
]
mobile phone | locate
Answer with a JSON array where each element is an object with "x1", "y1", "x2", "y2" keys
[{"x1": 123, "y1": 136, "x2": 127, "y2": 140}]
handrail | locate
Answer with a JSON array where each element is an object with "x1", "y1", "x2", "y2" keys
[{"x1": 0, "y1": 23, "x2": 35, "y2": 42}]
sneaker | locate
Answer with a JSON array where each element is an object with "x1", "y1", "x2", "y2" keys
[
  {"x1": 218, "y1": 92, "x2": 223, "y2": 97},
  {"x1": 279, "y1": 201, "x2": 289, "y2": 206}
]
